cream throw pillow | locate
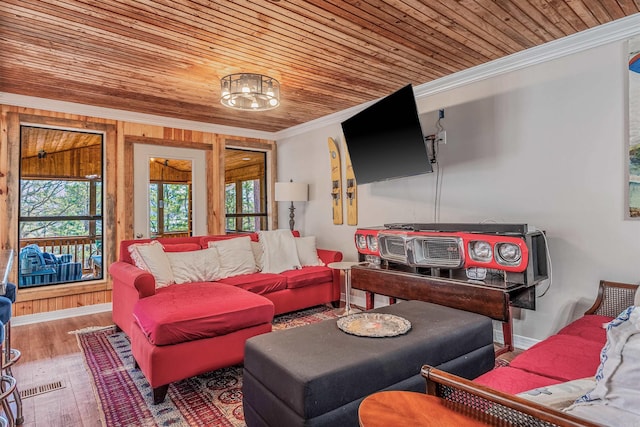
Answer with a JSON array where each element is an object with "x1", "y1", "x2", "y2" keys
[
  {"x1": 634, "y1": 286, "x2": 640, "y2": 306},
  {"x1": 208, "y1": 236, "x2": 257, "y2": 278},
  {"x1": 250, "y1": 241, "x2": 264, "y2": 271},
  {"x1": 295, "y1": 236, "x2": 324, "y2": 267},
  {"x1": 128, "y1": 240, "x2": 175, "y2": 287},
  {"x1": 166, "y1": 247, "x2": 221, "y2": 284},
  {"x1": 258, "y1": 230, "x2": 301, "y2": 273}
]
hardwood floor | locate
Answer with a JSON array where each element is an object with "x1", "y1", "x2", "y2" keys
[
  {"x1": 8, "y1": 311, "x2": 522, "y2": 426},
  {"x1": 11, "y1": 312, "x2": 113, "y2": 427}
]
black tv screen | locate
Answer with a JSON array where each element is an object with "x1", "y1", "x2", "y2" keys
[{"x1": 341, "y1": 84, "x2": 432, "y2": 185}]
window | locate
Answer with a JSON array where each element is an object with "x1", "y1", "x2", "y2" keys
[
  {"x1": 18, "y1": 126, "x2": 104, "y2": 288},
  {"x1": 225, "y1": 149, "x2": 267, "y2": 232},
  {"x1": 148, "y1": 158, "x2": 192, "y2": 238},
  {"x1": 150, "y1": 182, "x2": 192, "y2": 237},
  {"x1": 225, "y1": 182, "x2": 237, "y2": 231}
]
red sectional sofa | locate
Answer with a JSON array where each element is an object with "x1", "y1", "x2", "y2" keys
[{"x1": 109, "y1": 231, "x2": 343, "y2": 403}]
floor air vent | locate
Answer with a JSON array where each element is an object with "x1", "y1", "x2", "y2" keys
[{"x1": 19, "y1": 381, "x2": 65, "y2": 399}]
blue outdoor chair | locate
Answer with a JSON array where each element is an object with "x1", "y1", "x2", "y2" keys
[{"x1": 18, "y1": 245, "x2": 82, "y2": 287}]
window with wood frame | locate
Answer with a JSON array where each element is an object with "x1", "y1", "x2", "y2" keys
[
  {"x1": 18, "y1": 126, "x2": 104, "y2": 288},
  {"x1": 225, "y1": 149, "x2": 267, "y2": 232},
  {"x1": 148, "y1": 158, "x2": 192, "y2": 238}
]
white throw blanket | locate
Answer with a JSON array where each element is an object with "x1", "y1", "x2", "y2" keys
[
  {"x1": 563, "y1": 306, "x2": 640, "y2": 426},
  {"x1": 258, "y1": 230, "x2": 301, "y2": 274}
]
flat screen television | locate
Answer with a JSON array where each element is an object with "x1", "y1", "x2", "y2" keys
[{"x1": 341, "y1": 84, "x2": 432, "y2": 185}]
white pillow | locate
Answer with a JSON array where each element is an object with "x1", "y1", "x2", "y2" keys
[
  {"x1": 166, "y1": 247, "x2": 221, "y2": 284},
  {"x1": 634, "y1": 286, "x2": 640, "y2": 307},
  {"x1": 128, "y1": 241, "x2": 175, "y2": 288},
  {"x1": 250, "y1": 241, "x2": 264, "y2": 271},
  {"x1": 208, "y1": 236, "x2": 257, "y2": 278},
  {"x1": 295, "y1": 236, "x2": 324, "y2": 267},
  {"x1": 564, "y1": 306, "x2": 640, "y2": 425},
  {"x1": 258, "y1": 230, "x2": 301, "y2": 274}
]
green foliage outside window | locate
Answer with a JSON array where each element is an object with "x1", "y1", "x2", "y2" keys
[
  {"x1": 149, "y1": 183, "x2": 190, "y2": 236},
  {"x1": 20, "y1": 180, "x2": 101, "y2": 238},
  {"x1": 164, "y1": 184, "x2": 190, "y2": 232},
  {"x1": 225, "y1": 180, "x2": 264, "y2": 232},
  {"x1": 225, "y1": 183, "x2": 236, "y2": 230},
  {"x1": 149, "y1": 183, "x2": 158, "y2": 234}
]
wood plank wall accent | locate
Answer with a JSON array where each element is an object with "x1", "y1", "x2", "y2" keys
[{"x1": 0, "y1": 105, "x2": 276, "y2": 317}]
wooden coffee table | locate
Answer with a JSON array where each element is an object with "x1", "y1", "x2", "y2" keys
[{"x1": 358, "y1": 391, "x2": 497, "y2": 427}]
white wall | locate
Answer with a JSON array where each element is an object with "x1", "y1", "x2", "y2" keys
[{"x1": 276, "y1": 39, "x2": 640, "y2": 342}]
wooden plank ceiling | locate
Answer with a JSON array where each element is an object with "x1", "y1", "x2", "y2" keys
[
  {"x1": 1, "y1": 1, "x2": 638, "y2": 133},
  {"x1": 20, "y1": 126, "x2": 101, "y2": 160}
]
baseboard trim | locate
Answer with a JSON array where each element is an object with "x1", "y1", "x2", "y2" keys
[
  {"x1": 493, "y1": 328, "x2": 539, "y2": 351},
  {"x1": 12, "y1": 303, "x2": 112, "y2": 326}
]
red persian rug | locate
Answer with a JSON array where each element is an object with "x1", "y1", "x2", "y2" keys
[{"x1": 77, "y1": 305, "x2": 339, "y2": 427}]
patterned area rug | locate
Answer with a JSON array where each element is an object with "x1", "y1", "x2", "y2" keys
[
  {"x1": 77, "y1": 305, "x2": 339, "y2": 427},
  {"x1": 78, "y1": 305, "x2": 510, "y2": 427}
]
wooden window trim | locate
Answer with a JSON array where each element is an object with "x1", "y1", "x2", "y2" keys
[{"x1": 6, "y1": 112, "x2": 116, "y2": 301}]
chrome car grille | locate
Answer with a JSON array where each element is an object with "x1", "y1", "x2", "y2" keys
[{"x1": 409, "y1": 237, "x2": 464, "y2": 268}]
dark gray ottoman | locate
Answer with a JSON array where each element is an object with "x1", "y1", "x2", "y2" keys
[{"x1": 242, "y1": 300, "x2": 495, "y2": 427}]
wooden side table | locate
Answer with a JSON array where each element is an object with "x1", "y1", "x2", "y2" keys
[{"x1": 358, "y1": 391, "x2": 496, "y2": 427}]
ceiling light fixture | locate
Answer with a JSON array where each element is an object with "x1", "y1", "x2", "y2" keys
[{"x1": 220, "y1": 73, "x2": 280, "y2": 111}]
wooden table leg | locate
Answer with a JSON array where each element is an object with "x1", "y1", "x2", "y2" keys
[
  {"x1": 365, "y1": 291, "x2": 374, "y2": 310},
  {"x1": 495, "y1": 306, "x2": 514, "y2": 356}
]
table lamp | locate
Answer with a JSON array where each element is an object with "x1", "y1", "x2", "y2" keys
[{"x1": 275, "y1": 180, "x2": 308, "y2": 231}]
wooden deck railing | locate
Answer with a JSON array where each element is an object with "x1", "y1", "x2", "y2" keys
[
  {"x1": 19, "y1": 236, "x2": 100, "y2": 272},
  {"x1": 151, "y1": 232, "x2": 191, "y2": 239}
]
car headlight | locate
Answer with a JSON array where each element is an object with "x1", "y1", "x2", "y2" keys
[
  {"x1": 356, "y1": 234, "x2": 367, "y2": 250},
  {"x1": 367, "y1": 235, "x2": 378, "y2": 252},
  {"x1": 469, "y1": 240, "x2": 492, "y2": 262},
  {"x1": 496, "y1": 243, "x2": 522, "y2": 265},
  {"x1": 364, "y1": 255, "x2": 381, "y2": 266}
]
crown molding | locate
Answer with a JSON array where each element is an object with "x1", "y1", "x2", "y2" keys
[
  {"x1": 274, "y1": 13, "x2": 640, "y2": 140},
  {"x1": 0, "y1": 92, "x2": 277, "y2": 140}
]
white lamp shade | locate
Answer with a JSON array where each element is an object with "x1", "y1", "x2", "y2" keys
[{"x1": 275, "y1": 182, "x2": 308, "y2": 202}]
